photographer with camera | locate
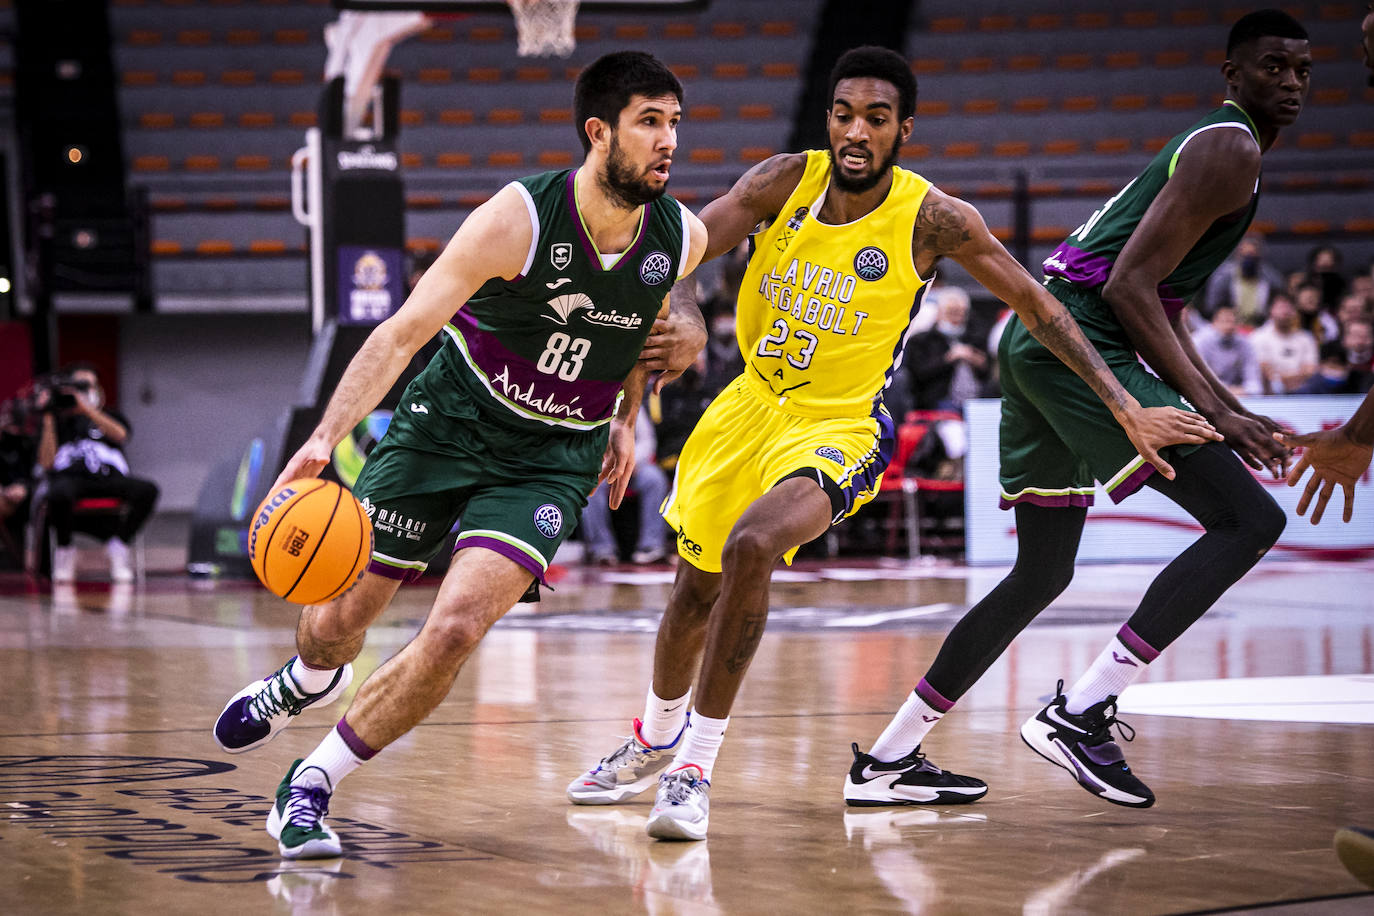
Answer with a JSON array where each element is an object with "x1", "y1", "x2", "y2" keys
[
  {"x1": 0, "y1": 397, "x2": 36, "y2": 568},
  {"x1": 34, "y1": 363, "x2": 158, "y2": 583}
]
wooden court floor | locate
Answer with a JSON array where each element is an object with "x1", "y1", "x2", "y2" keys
[{"x1": 2, "y1": 556, "x2": 1372, "y2": 915}]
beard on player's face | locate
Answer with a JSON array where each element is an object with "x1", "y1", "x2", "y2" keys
[
  {"x1": 598, "y1": 132, "x2": 666, "y2": 208},
  {"x1": 828, "y1": 132, "x2": 902, "y2": 194}
]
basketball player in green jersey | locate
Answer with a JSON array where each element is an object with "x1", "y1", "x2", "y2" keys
[
  {"x1": 853, "y1": 10, "x2": 1310, "y2": 810},
  {"x1": 568, "y1": 46, "x2": 1219, "y2": 841},
  {"x1": 211, "y1": 51, "x2": 708, "y2": 859}
]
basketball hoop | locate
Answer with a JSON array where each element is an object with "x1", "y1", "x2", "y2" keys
[{"x1": 508, "y1": 0, "x2": 580, "y2": 57}]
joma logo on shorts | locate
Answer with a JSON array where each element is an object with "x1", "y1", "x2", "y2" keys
[{"x1": 676, "y1": 526, "x2": 702, "y2": 559}]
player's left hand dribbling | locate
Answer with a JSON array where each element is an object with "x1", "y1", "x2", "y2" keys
[{"x1": 272, "y1": 440, "x2": 332, "y2": 493}]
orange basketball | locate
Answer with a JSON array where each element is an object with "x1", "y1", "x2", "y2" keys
[{"x1": 248, "y1": 479, "x2": 373, "y2": 605}]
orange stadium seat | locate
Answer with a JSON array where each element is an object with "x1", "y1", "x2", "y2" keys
[
  {"x1": 1296, "y1": 132, "x2": 1336, "y2": 149},
  {"x1": 690, "y1": 104, "x2": 722, "y2": 121},
  {"x1": 992, "y1": 141, "x2": 1032, "y2": 158},
  {"x1": 270, "y1": 70, "x2": 305, "y2": 85},
  {"x1": 738, "y1": 104, "x2": 773, "y2": 120},
  {"x1": 613, "y1": 23, "x2": 649, "y2": 40},
  {"x1": 468, "y1": 67, "x2": 501, "y2": 83},
  {"x1": 958, "y1": 57, "x2": 995, "y2": 73},
  {"x1": 538, "y1": 108, "x2": 571, "y2": 124},
  {"x1": 288, "y1": 112, "x2": 317, "y2": 128},
  {"x1": 1062, "y1": 96, "x2": 1099, "y2": 112},
  {"x1": 1154, "y1": 50, "x2": 1192, "y2": 67},
  {"x1": 670, "y1": 64, "x2": 700, "y2": 80},
  {"x1": 538, "y1": 150, "x2": 575, "y2": 167},
  {"x1": 912, "y1": 59, "x2": 946, "y2": 75},
  {"x1": 1313, "y1": 87, "x2": 1351, "y2": 105},
  {"x1": 907, "y1": 143, "x2": 932, "y2": 158},
  {"x1": 487, "y1": 108, "x2": 523, "y2": 125},
  {"x1": 663, "y1": 22, "x2": 697, "y2": 39},
  {"x1": 928, "y1": 17, "x2": 966, "y2": 33},
  {"x1": 176, "y1": 29, "x2": 211, "y2": 45},
  {"x1": 255, "y1": 196, "x2": 289, "y2": 211},
  {"x1": 710, "y1": 22, "x2": 748, "y2": 39},
  {"x1": 439, "y1": 109, "x2": 474, "y2": 125},
  {"x1": 419, "y1": 25, "x2": 453, "y2": 42},
  {"x1": 1319, "y1": 4, "x2": 1359, "y2": 21},
  {"x1": 407, "y1": 238, "x2": 443, "y2": 254},
  {"x1": 962, "y1": 99, "x2": 999, "y2": 114},
  {"x1": 515, "y1": 66, "x2": 551, "y2": 82},
  {"x1": 419, "y1": 68, "x2": 452, "y2": 83},
  {"x1": 128, "y1": 29, "x2": 163, "y2": 45},
  {"x1": 1292, "y1": 220, "x2": 1333, "y2": 235},
  {"x1": 139, "y1": 112, "x2": 176, "y2": 129},
  {"x1": 204, "y1": 196, "x2": 237, "y2": 210},
  {"x1": 173, "y1": 70, "x2": 207, "y2": 86},
  {"x1": 713, "y1": 63, "x2": 748, "y2": 79},
  {"x1": 226, "y1": 29, "x2": 260, "y2": 45},
  {"x1": 1043, "y1": 139, "x2": 1082, "y2": 155},
  {"x1": 1351, "y1": 131, "x2": 1374, "y2": 148},
  {"x1": 760, "y1": 21, "x2": 796, "y2": 37},
  {"x1": 1055, "y1": 54, "x2": 1092, "y2": 70},
  {"x1": 1344, "y1": 218, "x2": 1374, "y2": 233},
  {"x1": 740, "y1": 147, "x2": 773, "y2": 163},
  {"x1": 234, "y1": 155, "x2": 272, "y2": 171},
  {"x1": 1026, "y1": 14, "x2": 1064, "y2": 29},
  {"x1": 572, "y1": 24, "x2": 600, "y2": 41},
  {"x1": 1173, "y1": 8, "x2": 1211, "y2": 26},
  {"x1": 688, "y1": 148, "x2": 725, "y2": 164},
  {"x1": 487, "y1": 151, "x2": 523, "y2": 167},
  {"x1": 238, "y1": 112, "x2": 275, "y2": 128},
  {"x1": 1012, "y1": 97, "x2": 1051, "y2": 113},
  {"x1": 151, "y1": 240, "x2": 184, "y2": 256},
  {"x1": 220, "y1": 69, "x2": 254, "y2": 86},
  {"x1": 248, "y1": 239, "x2": 288, "y2": 254},
  {"x1": 401, "y1": 152, "x2": 424, "y2": 168},
  {"x1": 1094, "y1": 138, "x2": 1132, "y2": 154},
  {"x1": 184, "y1": 155, "x2": 220, "y2": 171},
  {"x1": 196, "y1": 240, "x2": 234, "y2": 255},
  {"x1": 1142, "y1": 136, "x2": 1172, "y2": 153},
  {"x1": 1007, "y1": 55, "x2": 1044, "y2": 71},
  {"x1": 917, "y1": 100, "x2": 951, "y2": 116},
  {"x1": 399, "y1": 110, "x2": 424, "y2": 127},
  {"x1": 761, "y1": 62, "x2": 798, "y2": 78},
  {"x1": 1122, "y1": 10, "x2": 1160, "y2": 27},
  {"x1": 978, "y1": 15, "x2": 1015, "y2": 31},
  {"x1": 273, "y1": 29, "x2": 309, "y2": 45},
  {"x1": 123, "y1": 71, "x2": 157, "y2": 86},
  {"x1": 1032, "y1": 225, "x2": 1072, "y2": 243},
  {"x1": 1106, "y1": 51, "x2": 1142, "y2": 69},
  {"x1": 469, "y1": 25, "x2": 505, "y2": 42},
  {"x1": 189, "y1": 112, "x2": 226, "y2": 128},
  {"x1": 1161, "y1": 92, "x2": 1200, "y2": 110},
  {"x1": 943, "y1": 141, "x2": 980, "y2": 158},
  {"x1": 1111, "y1": 94, "x2": 1148, "y2": 111},
  {"x1": 1073, "y1": 12, "x2": 1111, "y2": 28},
  {"x1": 406, "y1": 193, "x2": 442, "y2": 209}
]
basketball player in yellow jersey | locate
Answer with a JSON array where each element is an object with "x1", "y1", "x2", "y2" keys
[{"x1": 568, "y1": 46, "x2": 1218, "y2": 841}]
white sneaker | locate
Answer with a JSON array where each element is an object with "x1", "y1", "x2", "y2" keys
[
  {"x1": 631, "y1": 546, "x2": 667, "y2": 565},
  {"x1": 51, "y1": 546, "x2": 76, "y2": 583},
  {"x1": 646, "y1": 765, "x2": 710, "y2": 841},
  {"x1": 107, "y1": 540, "x2": 134, "y2": 583}
]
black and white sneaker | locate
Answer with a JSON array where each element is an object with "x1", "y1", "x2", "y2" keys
[
  {"x1": 843, "y1": 743, "x2": 988, "y2": 807},
  {"x1": 1020, "y1": 680, "x2": 1155, "y2": 809}
]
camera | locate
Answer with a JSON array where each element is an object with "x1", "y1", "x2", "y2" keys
[{"x1": 36, "y1": 373, "x2": 92, "y2": 413}]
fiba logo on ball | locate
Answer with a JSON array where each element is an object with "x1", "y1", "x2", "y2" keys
[
  {"x1": 815, "y1": 446, "x2": 844, "y2": 464},
  {"x1": 533, "y1": 503, "x2": 563, "y2": 539},
  {"x1": 639, "y1": 251, "x2": 672, "y2": 286},
  {"x1": 854, "y1": 246, "x2": 888, "y2": 281}
]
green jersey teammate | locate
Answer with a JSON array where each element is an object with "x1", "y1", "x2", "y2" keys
[
  {"x1": 212, "y1": 50, "x2": 707, "y2": 859},
  {"x1": 852, "y1": 10, "x2": 1309, "y2": 811}
]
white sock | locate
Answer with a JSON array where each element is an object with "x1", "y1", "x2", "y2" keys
[
  {"x1": 297, "y1": 725, "x2": 365, "y2": 790},
  {"x1": 639, "y1": 686, "x2": 690, "y2": 747},
  {"x1": 673, "y1": 709, "x2": 728, "y2": 781},
  {"x1": 1065, "y1": 636, "x2": 1150, "y2": 714},
  {"x1": 291, "y1": 656, "x2": 339, "y2": 695},
  {"x1": 868, "y1": 690, "x2": 946, "y2": 762}
]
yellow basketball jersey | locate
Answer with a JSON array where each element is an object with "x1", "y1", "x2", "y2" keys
[{"x1": 737, "y1": 149, "x2": 932, "y2": 419}]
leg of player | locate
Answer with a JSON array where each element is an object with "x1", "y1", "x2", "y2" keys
[
  {"x1": 847, "y1": 503, "x2": 1085, "y2": 807},
  {"x1": 267, "y1": 547, "x2": 533, "y2": 858},
  {"x1": 566, "y1": 561, "x2": 721, "y2": 805},
  {"x1": 213, "y1": 571, "x2": 402, "y2": 754},
  {"x1": 645, "y1": 476, "x2": 831, "y2": 841},
  {"x1": 1022, "y1": 442, "x2": 1286, "y2": 808}
]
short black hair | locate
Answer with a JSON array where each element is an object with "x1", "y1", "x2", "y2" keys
[
  {"x1": 1226, "y1": 9, "x2": 1308, "y2": 56},
  {"x1": 827, "y1": 46, "x2": 917, "y2": 121},
  {"x1": 573, "y1": 51, "x2": 683, "y2": 154}
]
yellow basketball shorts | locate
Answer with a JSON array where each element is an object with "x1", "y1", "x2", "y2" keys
[{"x1": 661, "y1": 375, "x2": 895, "y2": 573}]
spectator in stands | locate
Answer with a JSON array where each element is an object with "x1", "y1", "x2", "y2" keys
[
  {"x1": 1338, "y1": 291, "x2": 1372, "y2": 332},
  {"x1": 1304, "y1": 243, "x2": 1347, "y2": 311},
  {"x1": 34, "y1": 363, "x2": 159, "y2": 583},
  {"x1": 905, "y1": 286, "x2": 991, "y2": 411},
  {"x1": 1192, "y1": 306, "x2": 1263, "y2": 396},
  {"x1": 1250, "y1": 292, "x2": 1319, "y2": 393},
  {"x1": 580, "y1": 401, "x2": 670, "y2": 566},
  {"x1": 1202, "y1": 231, "x2": 1284, "y2": 326},
  {"x1": 1295, "y1": 281, "x2": 1339, "y2": 342},
  {"x1": 1342, "y1": 317, "x2": 1374, "y2": 391},
  {"x1": 1350, "y1": 272, "x2": 1374, "y2": 313},
  {"x1": 0, "y1": 397, "x2": 35, "y2": 569}
]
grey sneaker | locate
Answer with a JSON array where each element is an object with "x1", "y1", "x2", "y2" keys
[
  {"x1": 266, "y1": 759, "x2": 342, "y2": 859},
  {"x1": 567, "y1": 717, "x2": 685, "y2": 805},
  {"x1": 213, "y1": 657, "x2": 353, "y2": 754},
  {"x1": 646, "y1": 765, "x2": 710, "y2": 841}
]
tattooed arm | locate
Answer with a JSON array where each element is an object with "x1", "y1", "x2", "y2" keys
[
  {"x1": 914, "y1": 188, "x2": 1221, "y2": 478},
  {"x1": 696, "y1": 152, "x2": 808, "y2": 261}
]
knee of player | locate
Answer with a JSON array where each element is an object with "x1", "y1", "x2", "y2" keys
[
  {"x1": 421, "y1": 610, "x2": 491, "y2": 658},
  {"x1": 1248, "y1": 495, "x2": 1287, "y2": 552},
  {"x1": 721, "y1": 525, "x2": 786, "y2": 571}
]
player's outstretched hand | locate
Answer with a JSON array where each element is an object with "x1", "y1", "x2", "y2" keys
[
  {"x1": 272, "y1": 438, "x2": 333, "y2": 493},
  {"x1": 1215, "y1": 410, "x2": 1291, "y2": 480},
  {"x1": 1274, "y1": 426, "x2": 1374, "y2": 524},
  {"x1": 599, "y1": 418, "x2": 637, "y2": 510},
  {"x1": 641, "y1": 311, "x2": 707, "y2": 393},
  {"x1": 1120, "y1": 406, "x2": 1223, "y2": 480}
]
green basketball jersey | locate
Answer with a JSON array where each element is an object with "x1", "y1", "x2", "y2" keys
[
  {"x1": 1042, "y1": 101, "x2": 1262, "y2": 318},
  {"x1": 428, "y1": 169, "x2": 690, "y2": 432}
]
